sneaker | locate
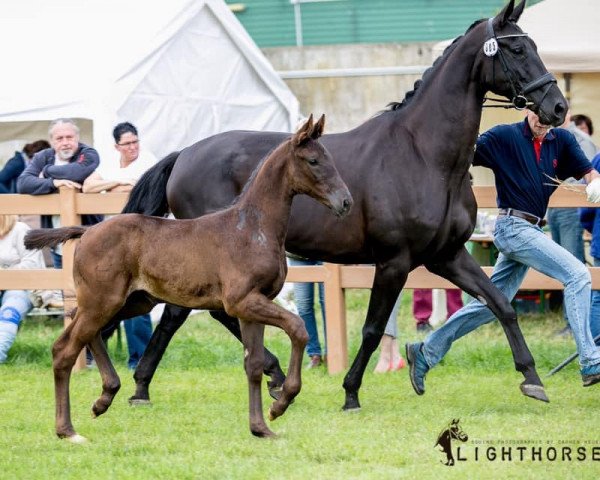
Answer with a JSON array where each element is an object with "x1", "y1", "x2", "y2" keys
[
  {"x1": 405, "y1": 342, "x2": 430, "y2": 395},
  {"x1": 581, "y1": 363, "x2": 600, "y2": 387},
  {"x1": 306, "y1": 354, "x2": 323, "y2": 370}
]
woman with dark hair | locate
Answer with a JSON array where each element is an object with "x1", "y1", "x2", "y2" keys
[
  {"x1": 0, "y1": 140, "x2": 50, "y2": 193},
  {"x1": 572, "y1": 114, "x2": 594, "y2": 137}
]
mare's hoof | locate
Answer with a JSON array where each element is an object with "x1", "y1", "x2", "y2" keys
[
  {"x1": 128, "y1": 397, "x2": 152, "y2": 406},
  {"x1": 520, "y1": 383, "x2": 550, "y2": 403},
  {"x1": 65, "y1": 434, "x2": 88, "y2": 444},
  {"x1": 342, "y1": 393, "x2": 361, "y2": 412}
]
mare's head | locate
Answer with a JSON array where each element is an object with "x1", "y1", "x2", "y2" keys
[
  {"x1": 288, "y1": 114, "x2": 353, "y2": 217},
  {"x1": 474, "y1": 0, "x2": 566, "y2": 125}
]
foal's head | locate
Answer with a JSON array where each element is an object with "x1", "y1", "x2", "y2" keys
[
  {"x1": 287, "y1": 114, "x2": 353, "y2": 217},
  {"x1": 473, "y1": 0, "x2": 566, "y2": 126}
]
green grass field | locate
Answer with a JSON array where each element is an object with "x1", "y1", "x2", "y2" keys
[{"x1": 1, "y1": 291, "x2": 599, "y2": 479}]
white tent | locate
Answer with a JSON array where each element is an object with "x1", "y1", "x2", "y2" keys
[{"x1": 0, "y1": 0, "x2": 299, "y2": 164}]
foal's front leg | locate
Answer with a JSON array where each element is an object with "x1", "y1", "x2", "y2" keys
[
  {"x1": 238, "y1": 320, "x2": 273, "y2": 437},
  {"x1": 230, "y1": 294, "x2": 308, "y2": 423},
  {"x1": 88, "y1": 333, "x2": 121, "y2": 417}
]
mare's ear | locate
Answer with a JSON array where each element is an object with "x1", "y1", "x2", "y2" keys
[
  {"x1": 495, "y1": 0, "x2": 515, "y2": 27},
  {"x1": 294, "y1": 114, "x2": 314, "y2": 146},
  {"x1": 508, "y1": 0, "x2": 526, "y2": 23},
  {"x1": 311, "y1": 114, "x2": 326, "y2": 139}
]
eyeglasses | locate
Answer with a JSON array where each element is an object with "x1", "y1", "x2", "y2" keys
[{"x1": 117, "y1": 140, "x2": 139, "y2": 147}]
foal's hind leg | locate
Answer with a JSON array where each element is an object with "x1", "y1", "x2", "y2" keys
[
  {"x1": 53, "y1": 311, "x2": 105, "y2": 442},
  {"x1": 429, "y1": 248, "x2": 546, "y2": 402},
  {"x1": 210, "y1": 310, "x2": 286, "y2": 400},
  {"x1": 88, "y1": 333, "x2": 121, "y2": 417},
  {"x1": 239, "y1": 320, "x2": 274, "y2": 437}
]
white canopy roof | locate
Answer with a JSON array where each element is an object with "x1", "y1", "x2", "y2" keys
[
  {"x1": 518, "y1": 0, "x2": 600, "y2": 72},
  {"x1": 433, "y1": 0, "x2": 600, "y2": 73},
  {"x1": 0, "y1": 0, "x2": 299, "y2": 161}
]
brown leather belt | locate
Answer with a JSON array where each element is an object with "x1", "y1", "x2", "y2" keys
[{"x1": 498, "y1": 208, "x2": 547, "y2": 227}]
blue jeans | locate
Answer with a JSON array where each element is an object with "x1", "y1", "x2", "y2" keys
[
  {"x1": 589, "y1": 257, "x2": 600, "y2": 344},
  {"x1": 547, "y1": 208, "x2": 585, "y2": 262},
  {"x1": 384, "y1": 294, "x2": 402, "y2": 338},
  {"x1": 422, "y1": 215, "x2": 600, "y2": 369},
  {"x1": 123, "y1": 314, "x2": 153, "y2": 369},
  {"x1": 0, "y1": 290, "x2": 33, "y2": 362},
  {"x1": 289, "y1": 258, "x2": 326, "y2": 357}
]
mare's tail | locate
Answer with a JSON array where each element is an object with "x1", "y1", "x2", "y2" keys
[
  {"x1": 24, "y1": 226, "x2": 87, "y2": 250},
  {"x1": 121, "y1": 151, "x2": 180, "y2": 216}
]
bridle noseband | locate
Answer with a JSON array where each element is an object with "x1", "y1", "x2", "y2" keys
[{"x1": 483, "y1": 18, "x2": 556, "y2": 110}]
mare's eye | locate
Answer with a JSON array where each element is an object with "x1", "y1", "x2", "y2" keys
[
  {"x1": 307, "y1": 158, "x2": 318, "y2": 166},
  {"x1": 512, "y1": 45, "x2": 523, "y2": 55}
]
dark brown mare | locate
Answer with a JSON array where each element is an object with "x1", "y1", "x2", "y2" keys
[
  {"x1": 24, "y1": 115, "x2": 353, "y2": 441},
  {"x1": 123, "y1": 0, "x2": 567, "y2": 409}
]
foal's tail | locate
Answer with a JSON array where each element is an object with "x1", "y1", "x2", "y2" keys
[
  {"x1": 121, "y1": 151, "x2": 180, "y2": 216},
  {"x1": 24, "y1": 226, "x2": 87, "y2": 250}
]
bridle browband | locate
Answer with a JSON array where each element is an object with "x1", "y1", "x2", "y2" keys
[{"x1": 482, "y1": 18, "x2": 556, "y2": 110}]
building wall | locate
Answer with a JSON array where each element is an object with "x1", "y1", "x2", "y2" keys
[{"x1": 232, "y1": 0, "x2": 543, "y2": 47}]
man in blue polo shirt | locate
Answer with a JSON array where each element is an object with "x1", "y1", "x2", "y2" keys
[{"x1": 407, "y1": 110, "x2": 600, "y2": 393}]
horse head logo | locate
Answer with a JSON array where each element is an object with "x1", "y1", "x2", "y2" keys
[{"x1": 435, "y1": 419, "x2": 468, "y2": 466}]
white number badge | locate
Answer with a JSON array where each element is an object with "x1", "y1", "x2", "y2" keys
[{"x1": 483, "y1": 38, "x2": 498, "y2": 57}]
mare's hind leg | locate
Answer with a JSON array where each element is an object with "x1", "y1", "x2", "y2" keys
[
  {"x1": 239, "y1": 320, "x2": 274, "y2": 437},
  {"x1": 88, "y1": 333, "x2": 121, "y2": 417},
  {"x1": 210, "y1": 310, "x2": 286, "y2": 400},
  {"x1": 228, "y1": 293, "x2": 308, "y2": 423},
  {"x1": 130, "y1": 305, "x2": 191, "y2": 404},
  {"x1": 342, "y1": 262, "x2": 407, "y2": 411},
  {"x1": 428, "y1": 247, "x2": 546, "y2": 402}
]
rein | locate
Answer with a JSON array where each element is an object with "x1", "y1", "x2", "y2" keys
[{"x1": 482, "y1": 18, "x2": 556, "y2": 110}]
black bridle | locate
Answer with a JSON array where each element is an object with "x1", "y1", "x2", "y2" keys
[{"x1": 482, "y1": 18, "x2": 556, "y2": 110}]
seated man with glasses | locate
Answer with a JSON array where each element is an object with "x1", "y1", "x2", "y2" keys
[{"x1": 83, "y1": 121, "x2": 158, "y2": 369}]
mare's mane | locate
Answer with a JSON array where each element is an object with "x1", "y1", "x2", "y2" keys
[{"x1": 379, "y1": 19, "x2": 486, "y2": 115}]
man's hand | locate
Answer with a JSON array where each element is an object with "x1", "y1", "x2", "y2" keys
[
  {"x1": 53, "y1": 179, "x2": 82, "y2": 189},
  {"x1": 586, "y1": 178, "x2": 600, "y2": 203}
]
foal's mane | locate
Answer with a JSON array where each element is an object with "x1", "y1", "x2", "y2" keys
[
  {"x1": 231, "y1": 135, "x2": 292, "y2": 206},
  {"x1": 379, "y1": 19, "x2": 486, "y2": 114}
]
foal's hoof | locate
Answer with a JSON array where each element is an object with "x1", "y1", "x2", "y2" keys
[
  {"x1": 251, "y1": 425, "x2": 277, "y2": 438},
  {"x1": 128, "y1": 397, "x2": 152, "y2": 407},
  {"x1": 268, "y1": 386, "x2": 294, "y2": 405},
  {"x1": 65, "y1": 434, "x2": 88, "y2": 444},
  {"x1": 520, "y1": 383, "x2": 550, "y2": 403}
]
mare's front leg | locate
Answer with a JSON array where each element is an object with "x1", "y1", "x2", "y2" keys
[
  {"x1": 238, "y1": 320, "x2": 274, "y2": 437},
  {"x1": 342, "y1": 262, "x2": 407, "y2": 411},
  {"x1": 228, "y1": 294, "x2": 308, "y2": 423},
  {"x1": 88, "y1": 333, "x2": 121, "y2": 417},
  {"x1": 210, "y1": 310, "x2": 287, "y2": 400},
  {"x1": 429, "y1": 247, "x2": 546, "y2": 402},
  {"x1": 130, "y1": 305, "x2": 191, "y2": 404}
]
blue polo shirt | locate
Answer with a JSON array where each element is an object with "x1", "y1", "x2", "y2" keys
[{"x1": 474, "y1": 119, "x2": 592, "y2": 219}]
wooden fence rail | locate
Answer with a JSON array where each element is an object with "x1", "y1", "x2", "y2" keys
[{"x1": 0, "y1": 186, "x2": 597, "y2": 373}]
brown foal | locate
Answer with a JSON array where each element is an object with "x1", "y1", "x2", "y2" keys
[{"x1": 25, "y1": 115, "x2": 353, "y2": 441}]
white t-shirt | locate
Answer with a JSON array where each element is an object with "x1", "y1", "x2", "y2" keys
[
  {"x1": 96, "y1": 150, "x2": 157, "y2": 183},
  {"x1": 0, "y1": 222, "x2": 45, "y2": 270}
]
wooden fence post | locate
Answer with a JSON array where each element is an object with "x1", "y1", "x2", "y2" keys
[
  {"x1": 323, "y1": 263, "x2": 348, "y2": 374},
  {"x1": 59, "y1": 188, "x2": 86, "y2": 370}
]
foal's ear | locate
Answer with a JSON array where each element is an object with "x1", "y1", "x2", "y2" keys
[
  {"x1": 294, "y1": 114, "x2": 314, "y2": 146},
  {"x1": 311, "y1": 114, "x2": 326, "y2": 140}
]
